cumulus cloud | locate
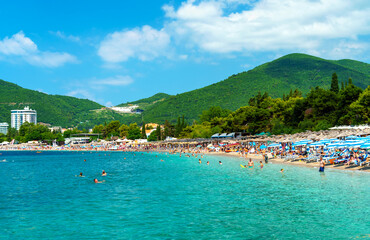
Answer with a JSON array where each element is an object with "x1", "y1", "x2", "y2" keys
[
  {"x1": 92, "y1": 75, "x2": 134, "y2": 86},
  {"x1": 162, "y1": 0, "x2": 370, "y2": 58},
  {"x1": 0, "y1": 31, "x2": 37, "y2": 55},
  {"x1": 0, "y1": 31, "x2": 77, "y2": 67},
  {"x1": 98, "y1": 25, "x2": 171, "y2": 62}
]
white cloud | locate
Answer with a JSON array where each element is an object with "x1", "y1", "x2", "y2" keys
[
  {"x1": 92, "y1": 75, "x2": 134, "y2": 86},
  {"x1": 98, "y1": 25, "x2": 170, "y2": 62},
  {"x1": 0, "y1": 31, "x2": 77, "y2": 67},
  {"x1": 25, "y1": 51, "x2": 77, "y2": 67},
  {"x1": 163, "y1": 0, "x2": 370, "y2": 58},
  {"x1": 0, "y1": 31, "x2": 37, "y2": 55},
  {"x1": 51, "y1": 31, "x2": 80, "y2": 42}
]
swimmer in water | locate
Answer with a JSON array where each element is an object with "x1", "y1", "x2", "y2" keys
[
  {"x1": 78, "y1": 172, "x2": 84, "y2": 177},
  {"x1": 102, "y1": 170, "x2": 107, "y2": 176},
  {"x1": 84, "y1": 159, "x2": 86, "y2": 162},
  {"x1": 248, "y1": 159, "x2": 254, "y2": 168},
  {"x1": 219, "y1": 161, "x2": 222, "y2": 165},
  {"x1": 260, "y1": 161, "x2": 264, "y2": 169},
  {"x1": 94, "y1": 178, "x2": 103, "y2": 183},
  {"x1": 280, "y1": 169, "x2": 284, "y2": 173},
  {"x1": 207, "y1": 161, "x2": 209, "y2": 165},
  {"x1": 199, "y1": 159, "x2": 202, "y2": 164}
]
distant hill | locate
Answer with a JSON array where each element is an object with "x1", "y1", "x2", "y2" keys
[
  {"x1": 117, "y1": 93, "x2": 171, "y2": 110},
  {"x1": 140, "y1": 53, "x2": 370, "y2": 123},
  {"x1": 0, "y1": 79, "x2": 140, "y2": 128}
]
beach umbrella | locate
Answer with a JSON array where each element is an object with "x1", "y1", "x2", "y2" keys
[{"x1": 260, "y1": 145, "x2": 267, "y2": 149}]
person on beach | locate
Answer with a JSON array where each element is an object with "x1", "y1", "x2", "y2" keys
[
  {"x1": 102, "y1": 170, "x2": 107, "y2": 176},
  {"x1": 319, "y1": 158, "x2": 325, "y2": 172},
  {"x1": 260, "y1": 161, "x2": 264, "y2": 169},
  {"x1": 264, "y1": 154, "x2": 268, "y2": 164},
  {"x1": 248, "y1": 159, "x2": 254, "y2": 168}
]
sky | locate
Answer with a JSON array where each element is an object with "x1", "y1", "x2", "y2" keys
[{"x1": 0, "y1": 0, "x2": 369, "y2": 106}]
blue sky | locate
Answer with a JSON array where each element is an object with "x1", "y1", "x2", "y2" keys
[{"x1": 0, "y1": 0, "x2": 369, "y2": 106}]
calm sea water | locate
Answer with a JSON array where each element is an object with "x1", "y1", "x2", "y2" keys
[{"x1": 0, "y1": 151, "x2": 369, "y2": 239}]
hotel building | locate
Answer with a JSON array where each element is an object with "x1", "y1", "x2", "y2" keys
[{"x1": 11, "y1": 106, "x2": 37, "y2": 130}]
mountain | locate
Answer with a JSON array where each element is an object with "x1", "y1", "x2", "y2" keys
[
  {"x1": 117, "y1": 93, "x2": 171, "y2": 110},
  {"x1": 0, "y1": 79, "x2": 140, "y2": 128},
  {"x1": 139, "y1": 53, "x2": 370, "y2": 123}
]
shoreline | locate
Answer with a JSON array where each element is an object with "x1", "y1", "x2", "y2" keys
[
  {"x1": 1, "y1": 148, "x2": 370, "y2": 173},
  {"x1": 204, "y1": 151, "x2": 370, "y2": 173}
]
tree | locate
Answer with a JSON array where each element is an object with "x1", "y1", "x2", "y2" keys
[
  {"x1": 105, "y1": 120, "x2": 120, "y2": 137},
  {"x1": 199, "y1": 106, "x2": 231, "y2": 123},
  {"x1": 141, "y1": 122, "x2": 147, "y2": 139},
  {"x1": 119, "y1": 124, "x2": 129, "y2": 138},
  {"x1": 147, "y1": 130, "x2": 157, "y2": 142},
  {"x1": 127, "y1": 123, "x2": 141, "y2": 140},
  {"x1": 348, "y1": 77, "x2": 353, "y2": 85},
  {"x1": 163, "y1": 120, "x2": 174, "y2": 138},
  {"x1": 156, "y1": 124, "x2": 162, "y2": 141},
  {"x1": 92, "y1": 124, "x2": 104, "y2": 134},
  {"x1": 330, "y1": 72, "x2": 339, "y2": 93}
]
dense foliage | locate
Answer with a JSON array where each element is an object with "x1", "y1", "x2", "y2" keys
[
  {"x1": 117, "y1": 93, "x2": 171, "y2": 109},
  {"x1": 16, "y1": 122, "x2": 64, "y2": 143},
  {"x1": 141, "y1": 53, "x2": 370, "y2": 123},
  {"x1": 174, "y1": 79, "x2": 369, "y2": 138},
  {"x1": 0, "y1": 79, "x2": 141, "y2": 129}
]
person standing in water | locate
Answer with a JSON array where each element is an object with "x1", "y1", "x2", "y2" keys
[
  {"x1": 248, "y1": 159, "x2": 254, "y2": 168},
  {"x1": 260, "y1": 161, "x2": 264, "y2": 169},
  {"x1": 319, "y1": 158, "x2": 325, "y2": 172}
]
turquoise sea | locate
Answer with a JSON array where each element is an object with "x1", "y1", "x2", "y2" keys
[{"x1": 0, "y1": 151, "x2": 369, "y2": 239}]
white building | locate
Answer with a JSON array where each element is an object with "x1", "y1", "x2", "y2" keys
[
  {"x1": 11, "y1": 106, "x2": 37, "y2": 130},
  {"x1": 0, "y1": 122, "x2": 9, "y2": 135}
]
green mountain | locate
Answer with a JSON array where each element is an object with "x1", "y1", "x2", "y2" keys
[
  {"x1": 117, "y1": 93, "x2": 171, "y2": 110},
  {"x1": 139, "y1": 53, "x2": 370, "y2": 123},
  {"x1": 0, "y1": 79, "x2": 140, "y2": 128}
]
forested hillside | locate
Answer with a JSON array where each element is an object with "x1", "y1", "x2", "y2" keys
[
  {"x1": 141, "y1": 53, "x2": 370, "y2": 123},
  {"x1": 117, "y1": 93, "x2": 171, "y2": 110},
  {"x1": 0, "y1": 80, "x2": 139, "y2": 128}
]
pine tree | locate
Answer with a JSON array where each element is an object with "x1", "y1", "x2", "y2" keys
[
  {"x1": 330, "y1": 72, "x2": 339, "y2": 93},
  {"x1": 348, "y1": 77, "x2": 353, "y2": 85},
  {"x1": 141, "y1": 122, "x2": 146, "y2": 139},
  {"x1": 156, "y1": 124, "x2": 161, "y2": 141},
  {"x1": 341, "y1": 81, "x2": 344, "y2": 90}
]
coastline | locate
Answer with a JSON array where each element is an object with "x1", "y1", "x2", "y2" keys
[
  {"x1": 203, "y1": 151, "x2": 370, "y2": 173},
  {"x1": 1, "y1": 148, "x2": 370, "y2": 173}
]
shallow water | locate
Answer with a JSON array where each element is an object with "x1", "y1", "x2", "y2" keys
[{"x1": 0, "y1": 151, "x2": 369, "y2": 239}]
